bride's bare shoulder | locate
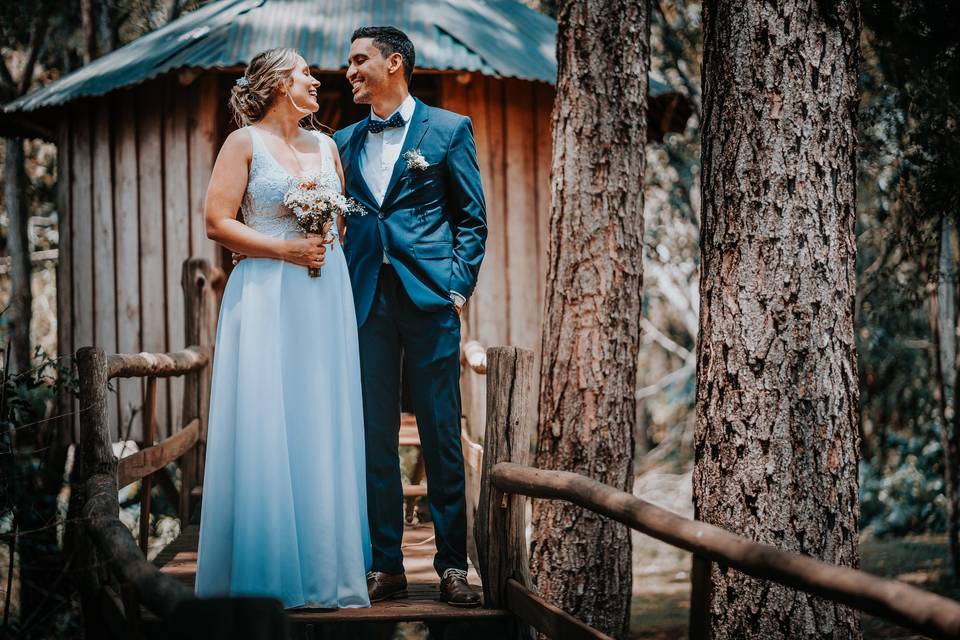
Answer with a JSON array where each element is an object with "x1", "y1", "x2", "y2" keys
[{"x1": 221, "y1": 127, "x2": 254, "y2": 156}]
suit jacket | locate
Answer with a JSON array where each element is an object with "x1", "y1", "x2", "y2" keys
[{"x1": 333, "y1": 98, "x2": 487, "y2": 327}]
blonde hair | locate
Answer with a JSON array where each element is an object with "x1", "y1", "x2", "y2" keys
[{"x1": 230, "y1": 47, "x2": 301, "y2": 126}]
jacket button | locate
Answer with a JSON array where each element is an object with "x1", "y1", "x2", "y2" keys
[{"x1": 377, "y1": 212, "x2": 385, "y2": 220}]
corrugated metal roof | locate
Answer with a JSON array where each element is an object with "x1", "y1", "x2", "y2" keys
[{"x1": 6, "y1": 0, "x2": 675, "y2": 114}]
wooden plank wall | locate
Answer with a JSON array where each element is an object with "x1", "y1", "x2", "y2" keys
[
  {"x1": 440, "y1": 76, "x2": 554, "y2": 439},
  {"x1": 59, "y1": 74, "x2": 221, "y2": 442},
  {"x1": 56, "y1": 121, "x2": 74, "y2": 440},
  {"x1": 113, "y1": 91, "x2": 142, "y2": 440},
  {"x1": 58, "y1": 72, "x2": 547, "y2": 443}
]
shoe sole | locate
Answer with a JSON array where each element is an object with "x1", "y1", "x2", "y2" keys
[
  {"x1": 370, "y1": 589, "x2": 408, "y2": 603},
  {"x1": 443, "y1": 600, "x2": 482, "y2": 608}
]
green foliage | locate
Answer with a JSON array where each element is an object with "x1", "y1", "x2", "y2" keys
[
  {"x1": 860, "y1": 428, "x2": 946, "y2": 537},
  {"x1": 0, "y1": 349, "x2": 78, "y2": 637},
  {"x1": 0, "y1": 348, "x2": 75, "y2": 437},
  {"x1": 856, "y1": 0, "x2": 960, "y2": 537}
]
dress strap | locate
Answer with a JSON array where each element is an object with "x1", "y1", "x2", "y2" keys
[
  {"x1": 246, "y1": 126, "x2": 266, "y2": 154},
  {"x1": 310, "y1": 129, "x2": 332, "y2": 172}
]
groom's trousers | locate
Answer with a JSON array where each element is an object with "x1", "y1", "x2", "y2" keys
[{"x1": 358, "y1": 264, "x2": 467, "y2": 577}]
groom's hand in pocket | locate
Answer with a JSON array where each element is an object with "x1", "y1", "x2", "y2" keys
[{"x1": 450, "y1": 292, "x2": 466, "y2": 318}]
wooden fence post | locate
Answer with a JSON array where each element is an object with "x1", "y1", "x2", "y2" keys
[
  {"x1": 181, "y1": 257, "x2": 213, "y2": 519},
  {"x1": 689, "y1": 554, "x2": 712, "y2": 639},
  {"x1": 475, "y1": 346, "x2": 534, "y2": 613},
  {"x1": 77, "y1": 347, "x2": 116, "y2": 481},
  {"x1": 74, "y1": 346, "x2": 115, "y2": 637}
]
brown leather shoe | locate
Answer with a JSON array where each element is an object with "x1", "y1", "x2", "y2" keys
[
  {"x1": 439, "y1": 568, "x2": 481, "y2": 608},
  {"x1": 367, "y1": 571, "x2": 408, "y2": 603}
]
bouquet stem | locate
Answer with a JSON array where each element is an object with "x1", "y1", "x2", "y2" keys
[{"x1": 308, "y1": 266, "x2": 322, "y2": 278}]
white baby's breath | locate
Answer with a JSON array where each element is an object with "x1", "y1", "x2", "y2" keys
[
  {"x1": 403, "y1": 149, "x2": 430, "y2": 171},
  {"x1": 282, "y1": 177, "x2": 366, "y2": 236}
]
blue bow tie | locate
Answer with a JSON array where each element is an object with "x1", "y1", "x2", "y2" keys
[{"x1": 368, "y1": 111, "x2": 405, "y2": 134}]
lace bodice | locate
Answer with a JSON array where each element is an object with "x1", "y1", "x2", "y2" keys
[{"x1": 241, "y1": 127, "x2": 343, "y2": 238}]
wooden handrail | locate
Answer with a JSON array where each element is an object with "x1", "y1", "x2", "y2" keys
[
  {"x1": 77, "y1": 346, "x2": 196, "y2": 621},
  {"x1": 506, "y1": 579, "x2": 612, "y2": 640},
  {"x1": 107, "y1": 346, "x2": 210, "y2": 380},
  {"x1": 118, "y1": 418, "x2": 200, "y2": 489},
  {"x1": 84, "y1": 472, "x2": 195, "y2": 619},
  {"x1": 491, "y1": 462, "x2": 960, "y2": 640}
]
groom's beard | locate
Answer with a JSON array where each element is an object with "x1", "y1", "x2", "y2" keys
[
  {"x1": 352, "y1": 84, "x2": 373, "y2": 104},
  {"x1": 351, "y1": 75, "x2": 383, "y2": 105}
]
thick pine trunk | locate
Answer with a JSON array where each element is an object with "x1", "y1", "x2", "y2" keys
[
  {"x1": 694, "y1": 2, "x2": 861, "y2": 638},
  {"x1": 529, "y1": 1, "x2": 648, "y2": 637},
  {"x1": 4, "y1": 138, "x2": 32, "y2": 372}
]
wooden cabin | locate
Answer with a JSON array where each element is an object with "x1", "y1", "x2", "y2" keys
[{"x1": 2, "y1": 0, "x2": 689, "y2": 442}]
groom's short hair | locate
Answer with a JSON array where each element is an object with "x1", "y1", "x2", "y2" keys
[{"x1": 351, "y1": 26, "x2": 415, "y2": 84}]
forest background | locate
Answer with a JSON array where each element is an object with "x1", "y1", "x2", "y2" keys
[{"x1": 0, "y1": 0, "x2": 957, "y2": 638}]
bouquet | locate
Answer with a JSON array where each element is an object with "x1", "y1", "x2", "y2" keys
[{"x1": 283, "y1": 178, "x2": 366, "y2": 277}]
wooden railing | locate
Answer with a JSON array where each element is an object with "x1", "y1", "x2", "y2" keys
[{"x1": 473, "y1": 346, "x2": 960, "y2": 640}]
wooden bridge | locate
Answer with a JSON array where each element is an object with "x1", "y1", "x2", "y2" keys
[{"x1": 71, "y1": 258, "x2": 960, "y2": 640}]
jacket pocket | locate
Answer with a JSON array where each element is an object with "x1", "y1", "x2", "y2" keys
[{"x1": 412, "y1": 241, "x2": 453, "y2": 260}]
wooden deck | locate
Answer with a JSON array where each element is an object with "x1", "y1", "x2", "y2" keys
[{"x1": 152, "y1": 522, "x2": 507, "y2": 624}]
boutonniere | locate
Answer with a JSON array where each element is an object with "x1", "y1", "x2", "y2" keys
[{"x1": 403, "y1": 149, "x2": 430, "y2": 171}]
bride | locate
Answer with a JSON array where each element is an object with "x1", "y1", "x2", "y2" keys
[{"x1": 194, "y1": 47, "x2": 370, "y2": 609}]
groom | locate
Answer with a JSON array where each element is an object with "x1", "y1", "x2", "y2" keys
[{"x1": 334, "y1": 26, "x2": 487, "y2": 607}]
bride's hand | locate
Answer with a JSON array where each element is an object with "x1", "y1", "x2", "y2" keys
[{"x1": 283, "y1": 235, "x2": 328, "y2": 269}]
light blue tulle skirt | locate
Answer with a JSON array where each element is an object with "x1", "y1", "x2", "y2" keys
[{"x1": 195, "y1": 241, "x2": 371, "y2": 609}]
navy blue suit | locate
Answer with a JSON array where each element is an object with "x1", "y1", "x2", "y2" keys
[{"x1": 334, "y1": 98, "x2": 487, "y2": 576}]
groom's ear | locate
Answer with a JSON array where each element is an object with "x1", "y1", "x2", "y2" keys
[{"x1": 387, "y1": 52, "x2": 406, "y2": 79}]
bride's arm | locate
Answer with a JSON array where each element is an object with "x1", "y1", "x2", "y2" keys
[{"x1": 205, "y1": 130, "x2": 327, "y2": 267}]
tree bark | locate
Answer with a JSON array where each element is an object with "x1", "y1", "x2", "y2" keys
[
  {"x1": 4, "y1": 138, "x2": 32, "y2": 372},
  {"x1": 694, "y1": 2, "x2": 862, "y2": 638},
  {"x1": 529, "y1": 1, "x2": 648, "y2": 637}
]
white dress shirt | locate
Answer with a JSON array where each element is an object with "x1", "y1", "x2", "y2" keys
[
  {"x1": 359, "y1": 94, "x2": 417, "y2": 209},
  {"x1": 359, "y1": 94, "x2": 465, "y2": 308}
]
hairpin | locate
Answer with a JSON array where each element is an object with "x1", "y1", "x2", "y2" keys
[{"x1": 235, "y1": 77, "x2": 250, "y2": 87}]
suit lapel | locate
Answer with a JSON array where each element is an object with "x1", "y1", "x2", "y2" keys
[
  {"x1": 344, "y1": 118, "x2": 379, "y2": 212},
  {"x1": 381, "y1": 99, "x2": 431, "y2": 209}
]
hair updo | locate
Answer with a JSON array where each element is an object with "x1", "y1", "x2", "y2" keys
[{"x1": 229, "y1": 47, "x2": 300, "y2": 126}]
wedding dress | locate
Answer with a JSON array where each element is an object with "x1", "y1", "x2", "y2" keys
[{"x1": 195, "y1": 127, "x2": 371, "y2": 609}]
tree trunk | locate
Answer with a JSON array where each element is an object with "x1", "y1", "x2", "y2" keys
[
  {"x1": 168, "y1": 0, "x2": 183, "y2": 23},
  {"x1": 4, "y1": 138, "x2": 32, "y2": 373},
  {"x1": 933, "y1": 215, "x2": 960, "y2": 576},
  {"x1": 80, "y1": 0, "x2": 97, "y2": 63},
  {"x1": 97, "y1": 0, "x2": 115, "y2": 55},
  {"x1": 694, "y1": 2, "x2": 861, "y2": 638},
  {"x1": 529, "y1": 0, "x2": 648, "y2": 637},
  {"x1": 955, "y1": 257, "x2": 960, "y2": 576}
]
